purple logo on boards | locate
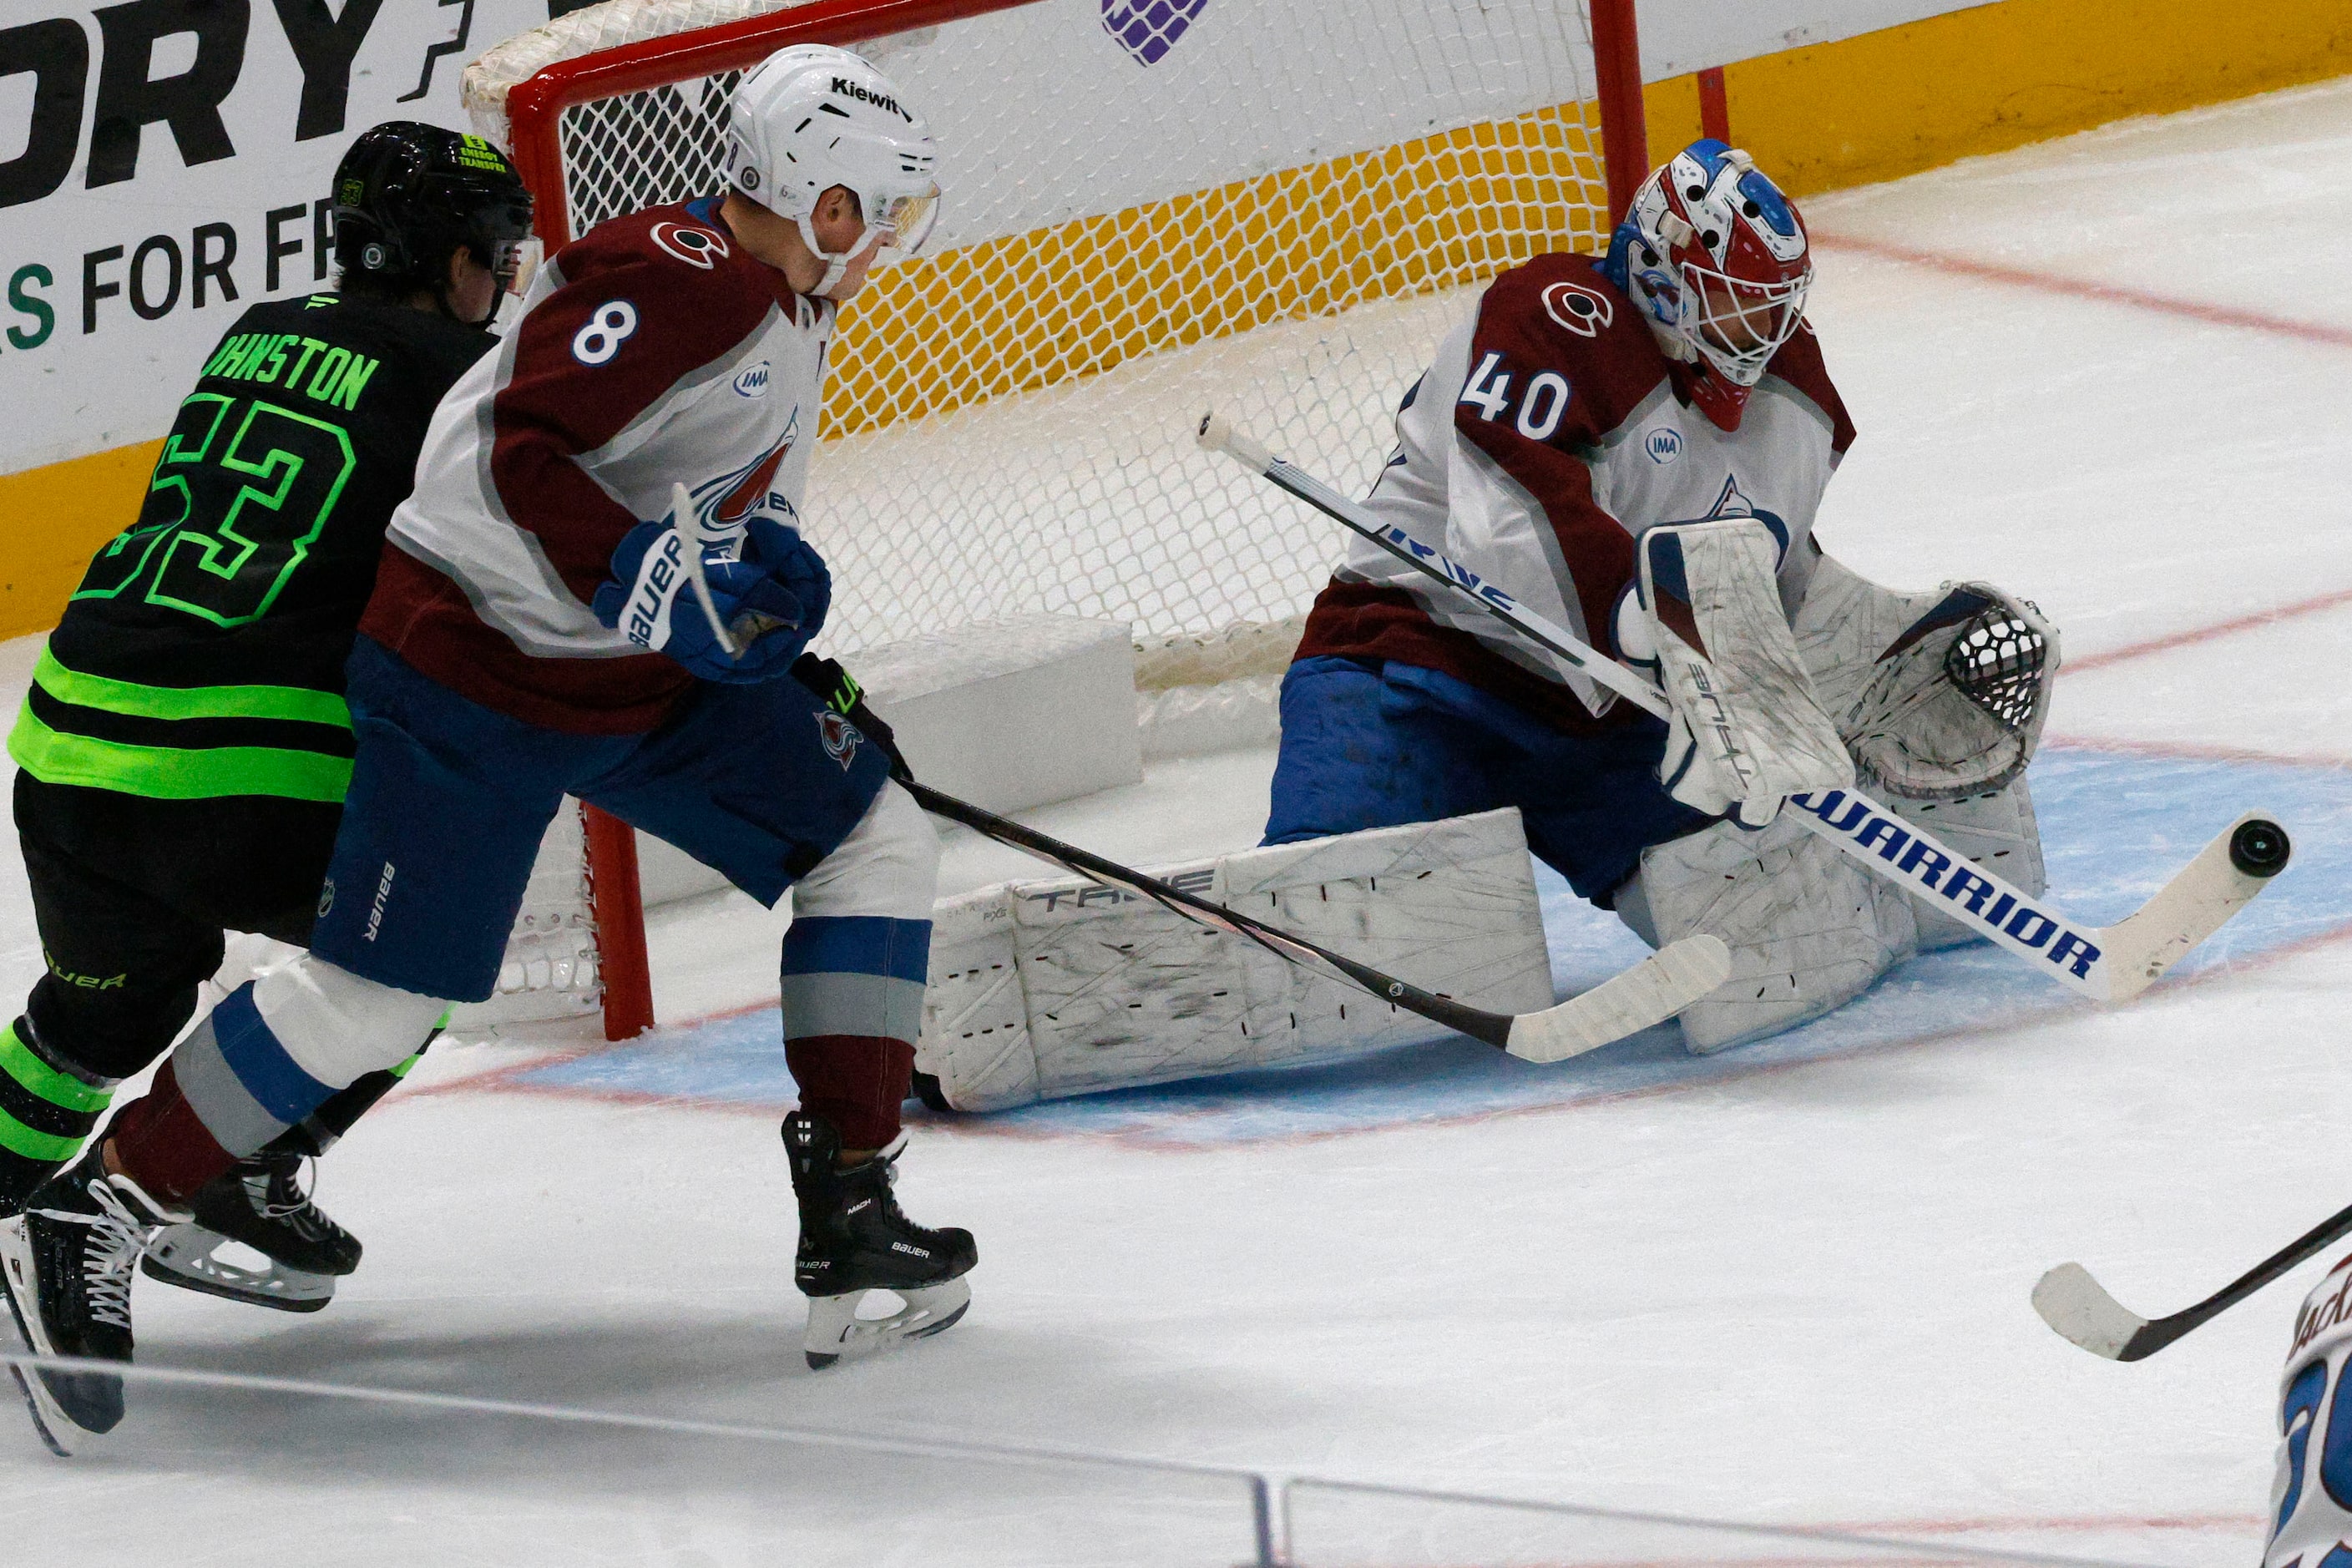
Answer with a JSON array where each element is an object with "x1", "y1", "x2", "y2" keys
[{"x1": 1100, "y1": 0, "x2": 1207, "y2": 65}]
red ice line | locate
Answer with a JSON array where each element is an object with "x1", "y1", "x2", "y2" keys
[{"x1": 1808, "y1": 233, "x2": 2352, "y2": 351}]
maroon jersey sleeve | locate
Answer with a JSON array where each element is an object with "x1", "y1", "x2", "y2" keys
[
  {"x1": 1447, "y1": 255, "x2": 1665, "y2": 646},
  {"x1": 488, "y1": 213, "x2": 775, "y2": 606}
]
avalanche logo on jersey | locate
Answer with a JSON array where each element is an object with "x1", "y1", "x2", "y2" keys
[
  {"x1": 1541, "y1": 281, "x2": 1614, "y2": 337},
  {"x1": 1702, "y1": 473, "x2": 1790, "y2": 558},
  {"x1": 682, "y1": 412, "x2": 802, "y2": 544},
  {"x1": 817, "y1": 710, "x2": 862, "y2": 771},
  {"x1": 651, "y1": 222, "x2": 732, "y2": 271}
]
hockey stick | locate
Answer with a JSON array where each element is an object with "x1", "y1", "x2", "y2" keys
[
  {"x1": 2033, "y1": 1200, "x2": 2352, "y2": 1361},
  {"x1": 1196, "y1": 412, "x2": 2292, "y2": 1005},
  {"x1": 901, "y1": 780, "x2": 1730, "y2": 1064}
]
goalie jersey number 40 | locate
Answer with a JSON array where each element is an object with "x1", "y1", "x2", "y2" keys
[{"x1": 2269, "y1": 1252, "x2": 2352, "y2": 1565}]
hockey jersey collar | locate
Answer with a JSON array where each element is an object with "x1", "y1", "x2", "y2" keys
[{"x1": 688, "y1": 194, "x2": 837, "y2": 319}]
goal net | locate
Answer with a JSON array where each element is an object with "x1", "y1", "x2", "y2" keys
[{"x1": 459, "y1": 0, "x2": 1631, "y2": 1035}]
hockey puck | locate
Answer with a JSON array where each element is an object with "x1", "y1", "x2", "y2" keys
[{"x1": 2228, "y1": 819, "x2": 2290, "y2": 878}]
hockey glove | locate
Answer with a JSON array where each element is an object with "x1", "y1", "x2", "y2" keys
[
  {"x1": 791, "y1": 653, "x2": 913, "y2": 784},
  {"x1": 591, "y1": 515, "x2": 830, "y2": 684}
]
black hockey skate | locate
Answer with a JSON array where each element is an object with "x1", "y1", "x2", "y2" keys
[
  {"x1": 0, "y1": 1147, "x2": 186, "y2": 1453},
  {"x1": 784, "y1": 1111, "x2": 976, "y2": 1370},
  {"x1": 141, "y1": 1149, "x2": 360, "y2": 1313}
]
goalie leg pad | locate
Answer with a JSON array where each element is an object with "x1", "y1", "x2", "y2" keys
[
  {"x1": 1793, "y1": 549, "x2": 2057, "y2": 801},
  {"x1": 1881, "y1": 775, "x2": 2047, "y2": 951},
  {"x1": 1619, "y1": 815, "x2": 1918, "y2": 1055},
  {"x1": 1633, "y1": 520, "x2": 1853, "y2": 819},
  {"x1": 915, "y1": 809, "x2": 1553, "y2": 1111}
]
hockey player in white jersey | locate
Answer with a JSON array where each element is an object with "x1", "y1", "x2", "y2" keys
[
  {"x1": 2266, "y1": 1252, "x2": 2352, "y2": 1565},
  {"x1": 0, "y1": 45, "x2": 967, "y2": 1450},
  {"x1": 1261, "y1": 139, "x2": 2057, "y2": 1055}
]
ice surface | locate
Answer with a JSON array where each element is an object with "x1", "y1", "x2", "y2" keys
[{"x1": 9, "y1": 77, "x2": 2352, "y2": 1565}]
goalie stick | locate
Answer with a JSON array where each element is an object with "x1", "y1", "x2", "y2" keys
[
  {"x1": 2033, "y1": 1200, "x2": 2352, "y2": 1361},
  {"x1": 900, "y1": 780, "x2": 1731, "y2": 1065},
  {"x1": 1196, "y1": 411, "x2": 2291, "y2": 1006}
]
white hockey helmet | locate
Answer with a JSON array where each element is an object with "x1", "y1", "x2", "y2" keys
[{"x1": 726, "y1": 44, "x2": 940, "y2": 294}]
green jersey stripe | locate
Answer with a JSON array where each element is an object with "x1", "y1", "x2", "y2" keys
[
  {"x1": 33, "y1": 647, "x2": 351, "y2": 728},
  {"x1": 7, "y1": 705, "x2": 353, "y2": 802},
  {"x1": 0, "y1": 1023, "x2": 114, "y2": 1114}
]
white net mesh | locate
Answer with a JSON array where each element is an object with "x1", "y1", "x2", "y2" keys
[{"x1": 470, "y1": 0, "x2": 1612, "y2": 655}]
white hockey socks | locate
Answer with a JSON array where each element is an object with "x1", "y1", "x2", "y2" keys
[
  {"x1": 1628, "y1": 520, "x2": 1851, "y2": 825},
  {"x1": 916, "y1": 810, "x2": 1553, "y2": 1111}
]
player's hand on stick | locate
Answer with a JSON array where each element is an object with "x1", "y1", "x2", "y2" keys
[{"x1": 592, "y1": 509, "x2": 828, "y2": 683}]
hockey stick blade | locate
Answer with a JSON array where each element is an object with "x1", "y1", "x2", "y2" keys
[
  {"x1": 2093, "y1": 812, "x2": 2290, "y2": 1003},
  {"x1": 2034, "y1": 1197, "x2": 2352, "y2": 1363},
  {"x1": 2031, "y1": 1263, "x2": 2157, "y2": 1361},
  {"x1": 1505, "y1": 934, "x2": 1730, "y2": 1063},
  {"x1": 1197, "y1": 411, "x2": 2294, "y2": 1005},
  {"x1": 904, "y1": 781, "x2": 1724, "y2": 1059}
]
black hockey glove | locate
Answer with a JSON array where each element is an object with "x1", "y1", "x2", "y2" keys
[{"x1": 790, "y1": 654, "x2": 913, "y2": 785}]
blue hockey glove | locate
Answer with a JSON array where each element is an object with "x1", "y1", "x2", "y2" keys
[{"x1": 591, "y1": 514, "x2": 829, "y2": 684}]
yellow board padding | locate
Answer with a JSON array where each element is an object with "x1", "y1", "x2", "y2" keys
[
  {"x1": 0, "y1": 441, "x2": 161, "y2": 642},
  {"x1": 1649, "y1": 0, "x2": 2352, "y2": 195},
  {"x1": 825, "y1": 102, "x2": 1612, "y2": 439}
]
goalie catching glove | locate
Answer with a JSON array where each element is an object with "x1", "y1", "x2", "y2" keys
[
  {"x1": 1793, "y1": 549, "x2": 2056, "y2": 801},
  {"x1": 1618, "y1": 518, "x2": 1853, "y2": 827},
  {"x1": 592, "y1": 510, "x2": 830, "y2": 683}
]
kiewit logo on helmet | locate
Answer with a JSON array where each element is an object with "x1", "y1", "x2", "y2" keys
[{"x1": 831, "y1": 76, "x2": 912, "y2": 121}]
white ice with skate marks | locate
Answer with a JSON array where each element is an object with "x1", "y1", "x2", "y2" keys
[{"x1": 5, "y1": 78, "x2": 2352, "y2": 1565}]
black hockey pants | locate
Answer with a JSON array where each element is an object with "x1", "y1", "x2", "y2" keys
[{"x1": 3, "y1": 775, "x2": 416, "y2": 1211}]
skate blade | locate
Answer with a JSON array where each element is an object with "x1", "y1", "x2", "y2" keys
[
  {"x1": 803, "y1": 1279, "x2": 972, "y2": 1370},
  {"x1": 142, "y1": 1225, "x2": 336, "y2": 1313},
  {"x1": 0, "y1": 1217, "x2": 78, "y2": 1456}
]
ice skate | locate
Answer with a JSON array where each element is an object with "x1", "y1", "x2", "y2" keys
[
  {"x1": 141, "y1": 1150, "x2": 359, "y2": 1313},
  {"x1": 785, "y1": 1111, "x2": 976, "y2": 1370},
  {"x1": 0, "y1": 1147, "x2": 185, "y2": 1451}
]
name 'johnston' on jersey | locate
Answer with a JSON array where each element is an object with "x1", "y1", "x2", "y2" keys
[
  {"x1": 1293, "y1": 251, "x2": 1855, "y2": 734},
  {"x1": 365, "y1": 197, "x2": 833, "y2": 734}
]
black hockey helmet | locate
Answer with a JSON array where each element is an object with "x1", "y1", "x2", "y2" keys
[{"x1": 332, "y1": 121, "x2": 535, "y2": 322}]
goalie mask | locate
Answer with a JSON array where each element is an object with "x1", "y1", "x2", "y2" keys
[
  {"x1": 726, "y1": 45, "x2": 942, "y2": 297},
  {"x1": 1602, "y1": 139, "x2": 1812, "y2": 432}
]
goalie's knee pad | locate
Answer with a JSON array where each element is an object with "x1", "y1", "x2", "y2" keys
[
  {"x1": 1617, "y1": 814, "x2": 1918, "y2": 1055},
  {"x1": 1879, "y1": 776, "x2": 2046, "y2": 951},
  {"x1": 915, "y1": 809, "x2": 1552, "y2": 1111}
]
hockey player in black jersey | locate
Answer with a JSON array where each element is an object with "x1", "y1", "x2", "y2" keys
[{"x1": 0, "y1": 124, "x2": 532, "y2": 1327}]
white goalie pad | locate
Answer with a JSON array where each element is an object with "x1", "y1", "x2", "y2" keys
[
  {"x1": 1882, "y1": 776, "x2": 2048, "y2": 951},
  {"x1": 1618, "y1": 813, "x2": 1919, "y2": 1055},
  {"x1": 1793, "y1": 549, "x2": 2058, "y2": 802},
  {"x1": 916, "y1": 810, "x2": 1553, "y2": 1111},
  {"x1": 1630, "y1": 520, "x2": 1853, "y2": 819}
]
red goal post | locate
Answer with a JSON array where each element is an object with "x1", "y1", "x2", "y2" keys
[{"x1": 468, "y1": 0, "x2": 1651, "y2": 1041}]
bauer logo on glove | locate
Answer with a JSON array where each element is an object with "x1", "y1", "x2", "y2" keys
[{"x1": 589, "y1": 483, "x2": 832, "y2": 684}]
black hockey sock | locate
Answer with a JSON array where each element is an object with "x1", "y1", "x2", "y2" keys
[{"x1": 0, "y1": 1017, "x2": 110, "y2": 1216}]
